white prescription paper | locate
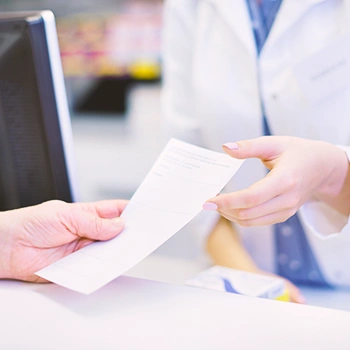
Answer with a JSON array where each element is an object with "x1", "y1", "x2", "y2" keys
[{"x1": 36, "y1": 139, "x2": 245, "y2": 294}]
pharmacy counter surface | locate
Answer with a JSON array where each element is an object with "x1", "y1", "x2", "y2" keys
[{"x1": 0, "y1": 276, "x2": 349, "y2": 350}]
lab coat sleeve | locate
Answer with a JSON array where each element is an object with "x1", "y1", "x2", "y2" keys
[
  {"x1": 161, "y1": 0, "x2": 203, "y2": 145},
  {"x1": 299, "y1": 145, "x2": 350, "y2": 239}
]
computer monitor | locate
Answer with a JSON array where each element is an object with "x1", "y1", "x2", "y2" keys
[{"x1": 0, "y1": 11, "x2": 78, "y2": 211}]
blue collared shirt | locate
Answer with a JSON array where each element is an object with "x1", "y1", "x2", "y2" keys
[
  {"x1": 246, "y1": 0, "x2": 282, "y2": 54},
  {"x1": 245, "y1": 0, "x2": 330, "y2": 286}
]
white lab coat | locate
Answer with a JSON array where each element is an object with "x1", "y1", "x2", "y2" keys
[{"x1": 162, "y1": 0, "x2": 350, "y2": 286}]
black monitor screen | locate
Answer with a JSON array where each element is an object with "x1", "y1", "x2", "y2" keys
[{"x1": 0, "y1": 11, "x2": 77, "y2": 210}]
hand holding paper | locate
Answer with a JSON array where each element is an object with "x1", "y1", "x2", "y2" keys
[
  {"x1": 36, "y1": 139, "x2": 245, "y2": 294},
  {"x1": 203, "y1": 136, "x2": 349, "y2": 226},
  {"x1": 0, "y1": 200, "x2": 127, "y2": 282}
]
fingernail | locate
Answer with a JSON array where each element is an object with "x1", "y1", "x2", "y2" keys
[
  {"x1": 223, "y1": 142, "x2": 239, "y2": 150},
  {"x1": 203, "y1": 202, "x2": 218, "y2": 211},
  {"x1": 114, "y1": 218, "x2": 126, "y2": 226}
]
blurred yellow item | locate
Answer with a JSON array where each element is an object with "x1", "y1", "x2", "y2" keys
[
  {"x1": 129, "y1": 61, "x2": 161, "y2": 80},
  {"x1": 275, "y1": 288, "x2": 291, "y2": 302}
]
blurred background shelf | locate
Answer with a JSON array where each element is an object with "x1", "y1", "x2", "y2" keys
[
  {"x1": 3, "y1": 0, "x2": 163, "y2": 115},
  {"x1": 1, "y1": 0, "x2": 204, "y2": 266}
]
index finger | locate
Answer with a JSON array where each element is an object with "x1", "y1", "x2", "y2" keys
[
  {"x1": 222, "y1": 136, "x2": 288, "y2": 160},
  {"x1": 205, "y1": 170, "x2": 290, "y2": 210}
]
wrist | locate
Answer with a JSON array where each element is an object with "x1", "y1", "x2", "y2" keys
[
  {"x1": 314, "y1": 146, "x2": 350, "y2": 215},
  {"x1": 316, "y1": 147, "x2": 349, "y2": 198}
]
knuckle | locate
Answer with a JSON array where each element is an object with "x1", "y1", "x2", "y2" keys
[
  {"x1": 273, "y1": 217, "x2": 285, "y2": 225},
  {"x1": 285, "y1": 193, "x2": 301, "y2": 210},
  {"x1": 286, "y1": 207, "x2": 298, "y2": 218},
  {"x1": 244, "y1": 193, "x2": 261, "y2": 207},
  {"x1": 223, "y1": 196, "x2": 235, "y2": 209},
  {"x1": 282, "y1": 174, "x2": 298, "y2": 191},
  {"x1": 277, "y1": 209, "x2": 297, "y2": 224},
  {"x1": 235, "y1": 209, "x2": 248, "y2": 221},
  {"x1": 237, "y1": 219, "x2": 252, "y2": 227},
  {"x1": 217, "y1": 195, "x2": 234, "y2": 209},
  {"x1": 289, "y1": 195, "x2": 300, "y2": 209}
]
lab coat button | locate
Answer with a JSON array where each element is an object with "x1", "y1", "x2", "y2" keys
[
  {"x1": 278, "y1": 253, "x2": 288, "y2": 265},
  {"x1": 271, "y1": 94, "x2": 278, "y2": 100},
  {"x1": 289, "y1": 260, "x2": 301, "y2": 271},
  {"x1": 252, "y1": 20, "x2": 259, "y2": 29},
  {"x1": 281, "y1": 225, "x2": 293, "y2": 237}
]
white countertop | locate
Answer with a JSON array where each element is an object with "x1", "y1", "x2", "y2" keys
[{"x1": 1, "y1": 275, "x2": 350, "y2": 350}]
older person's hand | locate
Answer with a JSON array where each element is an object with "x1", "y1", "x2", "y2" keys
[
  {"x1": 0, "y1": 199, "x2": 127, "y2": 282},
  {"x1": 203, "y1": 136, "x2": 349, "y2": 227}
]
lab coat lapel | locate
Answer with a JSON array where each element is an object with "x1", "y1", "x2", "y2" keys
[
  {"x1": 205, "y1": 0, "x2": 257, "y2": 56},
  {"x1": 264, "y1": 0, "x2": 329, "y2": 51}
]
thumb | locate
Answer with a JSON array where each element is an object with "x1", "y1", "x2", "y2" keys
[
  {"x1": 68, "y1": 204, "x2": 126, "y2": 241},
  {"x1": 222, "y1": 136, "x2": 285, "y2": 161}
]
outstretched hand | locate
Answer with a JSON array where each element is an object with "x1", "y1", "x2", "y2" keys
[
  {"x1": 0, "y1": 199, "x2": 127, "y2": 282},
  {"x1": 203, "y1": 136, "x2": 349, "y2": 227}
]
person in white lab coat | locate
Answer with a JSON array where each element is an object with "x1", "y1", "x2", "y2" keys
[
  {"x1": 162, "y1": 0, "x2": 350, "y2": 302},
  {"x1": 0, "y1": 200, "x2": 126, "y2": 281}
]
